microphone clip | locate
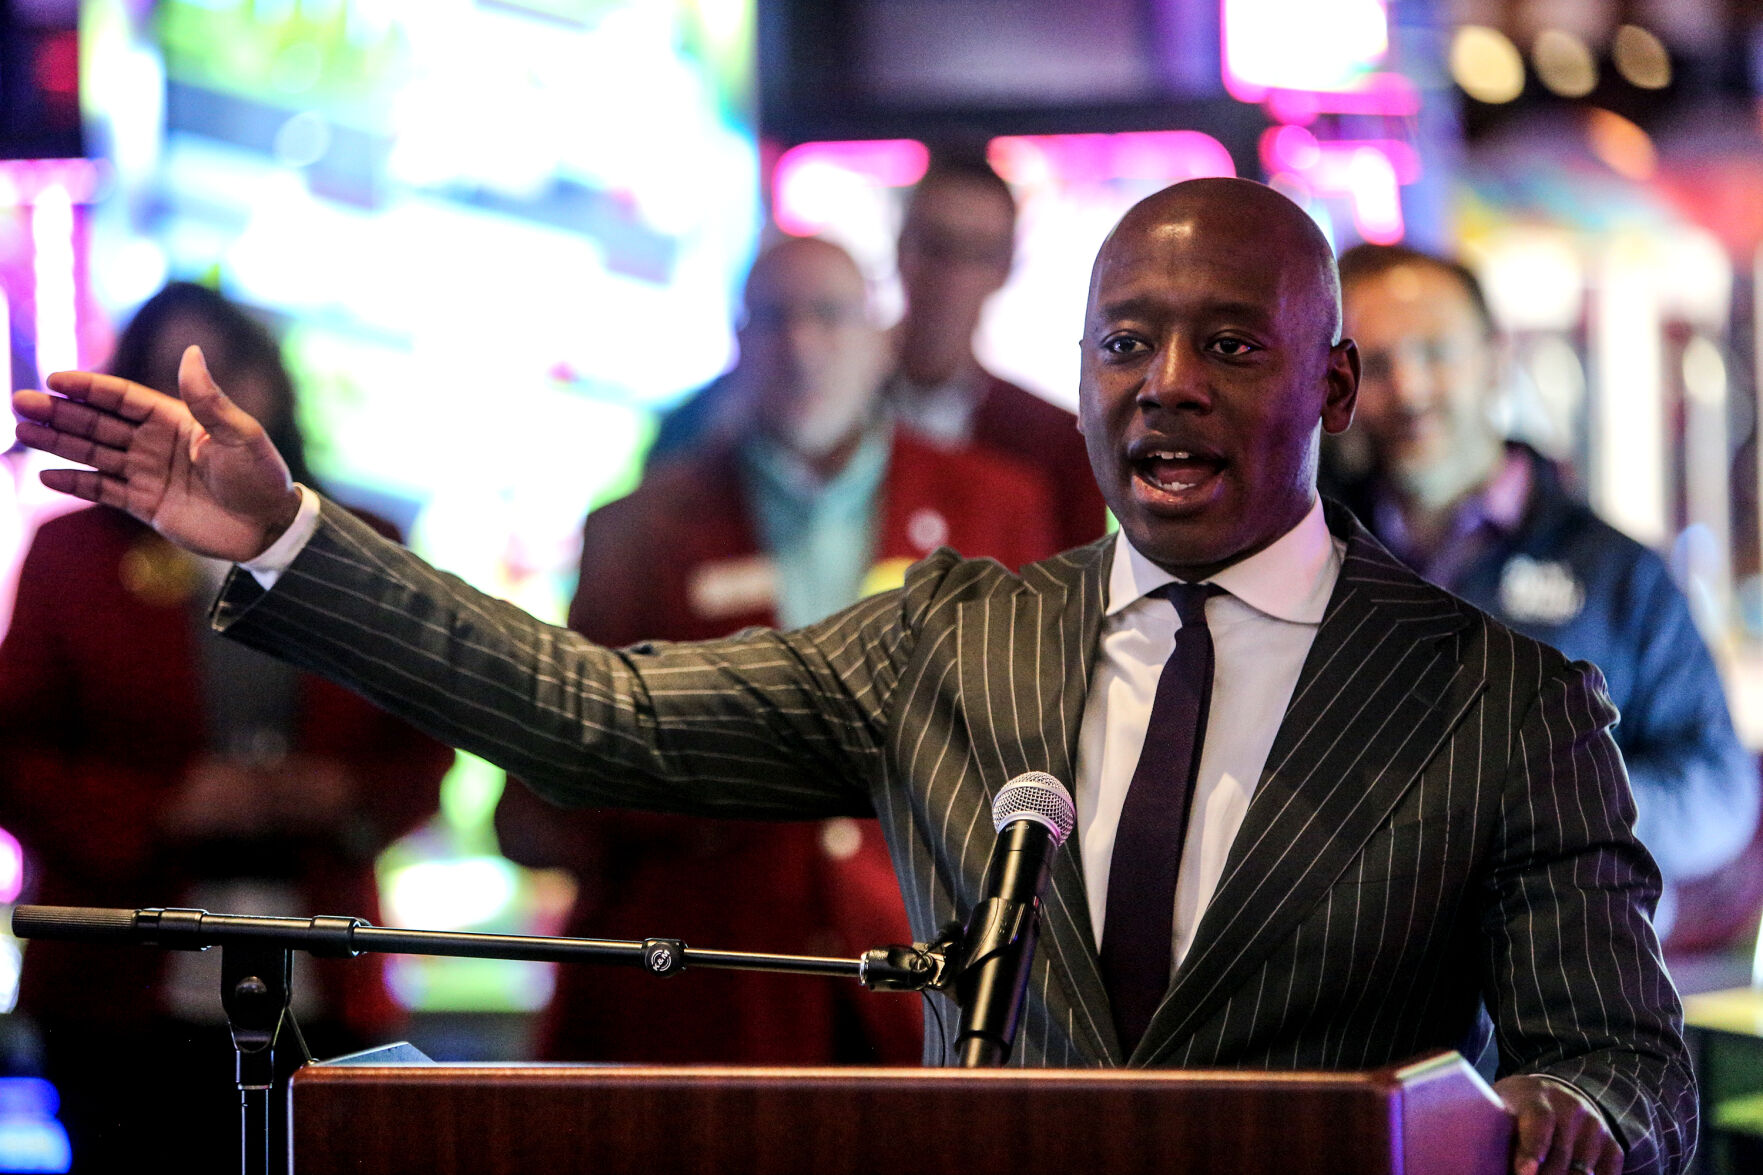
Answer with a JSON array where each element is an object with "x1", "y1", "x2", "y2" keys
[
  {"x1": 641, "y1": 937, "x2": 688, "y2": 976},
  {"x1": 858, "y1": 921, "x2": 963, "y2": 993}
]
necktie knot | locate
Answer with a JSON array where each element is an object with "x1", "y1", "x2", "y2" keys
[{"x1": 1153, "y1": 581, "x2": 1221, "y2": 628}]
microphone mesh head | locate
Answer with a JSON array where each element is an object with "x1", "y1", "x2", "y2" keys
[{"x1": 992, "y1": 771, "x2": 1076, "y2": 847}]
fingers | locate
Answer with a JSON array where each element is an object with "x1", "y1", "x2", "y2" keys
[
  {"x1": 38, "y1": 466, "x2": 130, "y2": 510},
  {"x1": 11, "y1": 388, "x2": 56, "y2": 421},
  {"x1": 1497, "y1": 1075, "x2": 1624, "y2": 1175},
  {"x1": 179, "y1": 344, "x2": 223, "y2": 423},
  {"x1": 41, "y1": 369, "x2": 165, "y2": 422},
  {"x1": 15, "y1": 421, "x2": 123, "y2": 476},
  {"x1": 178, "y1": 345, "x2": 258, "y2": 441},
  {"x1": 19, "y1": 367, "x2": 194, "y2": 484},
  {"x1": 14, "y1": 391, "x2": 141, "y2": 453},
  {"x1": 1586, "y1": 1137, "x2": 1624, "y2": 1175},
  {"x1": 1537, "y1": 1112, "x2": 1623, "y2": 1175},
  {"x1": 1508, "y1": 1090, "x2": 1552, "y2": 1175},
  {"x1": 16, "y1": 375, "x2": 183, "y2": 514},
  {"x1": 15, "y1": 383, "x2": 143, "y2": 477},
  {"x1": 17, "y1": 371, "x2": 170, "y2": 473}
]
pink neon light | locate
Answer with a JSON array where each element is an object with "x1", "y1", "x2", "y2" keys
[
  {"x1": 1264, "y1": 125, "x2": 1322, "y2": 172},
  {"x1": 0, "y1": 828, "x2": 22, "y2": 904},
  {"x1": 990, "y1": 131, "x2": 1234, "y2": 186},
  {"x1": 775, "y1": 139, "x2": 930, "y2": 188},
  {"x1": 773, "y1": 140, "x2": 930, "y2": 236},
  {"x1": 1261, "y1": 130, "x2": 1410, "y2": 243},
  {"x1": 1345, "y1": 147, "x2": 1403, "y2": 244},
  {"x1": 1260, "y1": 73, "x2": 1420, "y2": 122},
  {"x1": 774, "y1": 133, "x2": 1235, "y2": 236},
  {"x1": 0, "y1": 159, "x2": 103, "y2": 207},
  {"x1": 1261, "y1": 131, "x2": 1419, "y2": 186}
]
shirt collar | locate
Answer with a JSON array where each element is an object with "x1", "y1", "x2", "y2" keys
[
  {"x1": 1106, "y1": 495, "x2": 1339, "y2": 624},
  {"x1": 1369, "y1": 443, "x2": 1531, "y2": 576},
  {"x1": 739, "y1": 417, "x2": 892, "y2": 509},
  {"x1": 1478, "y1": 444, "x2": 1532, "y2": 530},
  {"x1": 885, "y1": 370, "x2": 978, "y2": 446}
]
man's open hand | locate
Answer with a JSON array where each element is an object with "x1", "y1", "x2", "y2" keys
[
  {"x1": 1494, "y1": 1074, "x2": 1624, "y2": 1175},
  {"x1": 13, "y1": 345, "x2": 301, "y2": 562}
]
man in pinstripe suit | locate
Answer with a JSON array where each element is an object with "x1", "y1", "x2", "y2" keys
[{"x1": 13, "y1": 179, "x2": 1691, "y2": 1175}]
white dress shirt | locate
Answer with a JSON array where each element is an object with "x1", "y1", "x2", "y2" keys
[{"x1": 1075, "y1": 496, "x2": 1342, "y2": 972}]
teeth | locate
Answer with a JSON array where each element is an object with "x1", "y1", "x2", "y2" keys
[{"x1": 1139, "y1": 448, "x2": 1208, "y2": 491}]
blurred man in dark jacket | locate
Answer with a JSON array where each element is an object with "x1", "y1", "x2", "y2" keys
[{"x1": 1332, "y1": 243, "x2": 1758, "y2": 934}]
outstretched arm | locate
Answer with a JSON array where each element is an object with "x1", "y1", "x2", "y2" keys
[{"x1": 12, "y1": 347, "x2": 300, "y2": 561}]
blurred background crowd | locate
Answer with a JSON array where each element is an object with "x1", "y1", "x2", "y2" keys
[{"x1": 3, "y1": 0, "x2": 1763, "y2": 1170}]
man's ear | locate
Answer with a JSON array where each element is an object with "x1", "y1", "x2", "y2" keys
[
  {"x1": 1322, "y1": 338, "x2": 1359, "y2": 436},
  {"x1": 1075, "y1": 338, "x2": 1092, "y2": 436},
  {"x1": 984, "y1": 248, "x2": 1014, "y2": 297}
]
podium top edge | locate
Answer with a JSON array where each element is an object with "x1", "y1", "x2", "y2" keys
[{"x1": 292, "y1": 1049, "x2": 1469, "y2": 1090}]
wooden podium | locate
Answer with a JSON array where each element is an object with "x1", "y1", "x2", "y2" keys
[{"x1": 289, "y1": 1047, "x2": 1511, "y2": 1174}]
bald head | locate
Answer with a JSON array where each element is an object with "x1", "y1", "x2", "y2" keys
[
  {"x1": 743, "y1": 236, "x2": 868, "y2": 318},
  {"x1": 1096, "y1": 178, "x2": 1343, "y2": 347}
]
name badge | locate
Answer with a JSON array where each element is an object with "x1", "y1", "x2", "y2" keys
[
  {"x1": 1498, "y1": 555, "x2": 1586, "y2": 626},
  {"x1": 689, "y1": 555, "x2": 778, "y2": 620}
]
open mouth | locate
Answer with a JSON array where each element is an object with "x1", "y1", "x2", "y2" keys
[{"x1": 1131, "y1": 448, "x2": 1226, "y2": 502}]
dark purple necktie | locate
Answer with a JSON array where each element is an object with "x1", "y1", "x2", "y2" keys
[{"x1": 1100, "y1": 580, "x2": 1222, "y2": 1054}]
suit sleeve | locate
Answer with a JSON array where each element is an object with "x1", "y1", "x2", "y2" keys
[
  {"x1": 1482, "y1": 657, "x2": 1696, "y2": 1175},
  {"x1": 499, "y1": 492, "x2": 694, "y2": 874},
  {"x1": 213, "y1": 496, "x2": 943, "y2": 822},
  {"x1": 304, "y1": 509, "x2": 456, "y2": 862}
]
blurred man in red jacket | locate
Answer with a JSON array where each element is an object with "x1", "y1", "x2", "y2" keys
[{"x1": 496, "y1": 236, "x2": 1063, "y2": 1064}]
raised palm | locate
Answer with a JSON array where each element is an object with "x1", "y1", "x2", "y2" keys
[{"x1": 12, "y1": 346, "x2": 300, "y2": 562}]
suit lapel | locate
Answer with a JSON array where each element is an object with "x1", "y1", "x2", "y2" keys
[
  {"x1": 956, "y1": 537, "x2": 1119, "y2": 1063},
  {"x1": 1135, "y1": 512, "x2": 1483, "y2": 1066}
]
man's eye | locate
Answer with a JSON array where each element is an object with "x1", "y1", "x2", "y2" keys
[
  {"x1": 1101, "y1": 336, "x2": 1147, "y2": 357},
  {"x1": 1209, "y1": 337, "x2": 1258, "y2": 357}
]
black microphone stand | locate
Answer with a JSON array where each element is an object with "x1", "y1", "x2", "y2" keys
[
  {"x1": 220, "y1": 938, "x2": 292, "y2": 1175},
  {"x1": 11, "y1": 904, "x2": 958, "y2": 1173}
]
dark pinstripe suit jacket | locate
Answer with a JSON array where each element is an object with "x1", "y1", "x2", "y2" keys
[{"x1": 215, "y1": 498, "x2": 1693, "y2": 1174}]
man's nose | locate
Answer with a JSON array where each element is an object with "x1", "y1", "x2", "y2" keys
[
  {"x1": 1385, "y1": 346, "x2": 1436, "y2": 407},
  {"x1": 1139, "y1": 343, "x2": 1212, "y2": 410},
  {"x1": 784, "y1": 319, "x2": 829, "y2": 369}
]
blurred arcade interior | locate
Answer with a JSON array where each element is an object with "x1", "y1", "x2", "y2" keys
[{"x1": 2, "y1": 1, "x2": 1763, "y2": 1163}]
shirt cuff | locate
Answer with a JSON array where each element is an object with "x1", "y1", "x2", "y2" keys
[{"x1": 239, "y1": 483, "x2": 320, "y2": 589}]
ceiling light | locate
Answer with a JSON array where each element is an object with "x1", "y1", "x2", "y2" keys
[{"x1": 1450, "y1": 25, "x2": 1525, "y2": 104}]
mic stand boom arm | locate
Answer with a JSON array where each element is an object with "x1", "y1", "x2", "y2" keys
[{"x1": 10, "y1": 903, "x2": 951, "y2": 988}]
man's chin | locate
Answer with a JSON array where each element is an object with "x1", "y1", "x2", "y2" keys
[
  {"x1": 1389, "y1": 457, "x2": 1480, "y2": 511},
  {"x1": 1118, "y1": 516, "x2": 1242, "y2": 579},
  {"x1": 1383, "y1": 437, "x2": 1452, "y2": 483}
]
